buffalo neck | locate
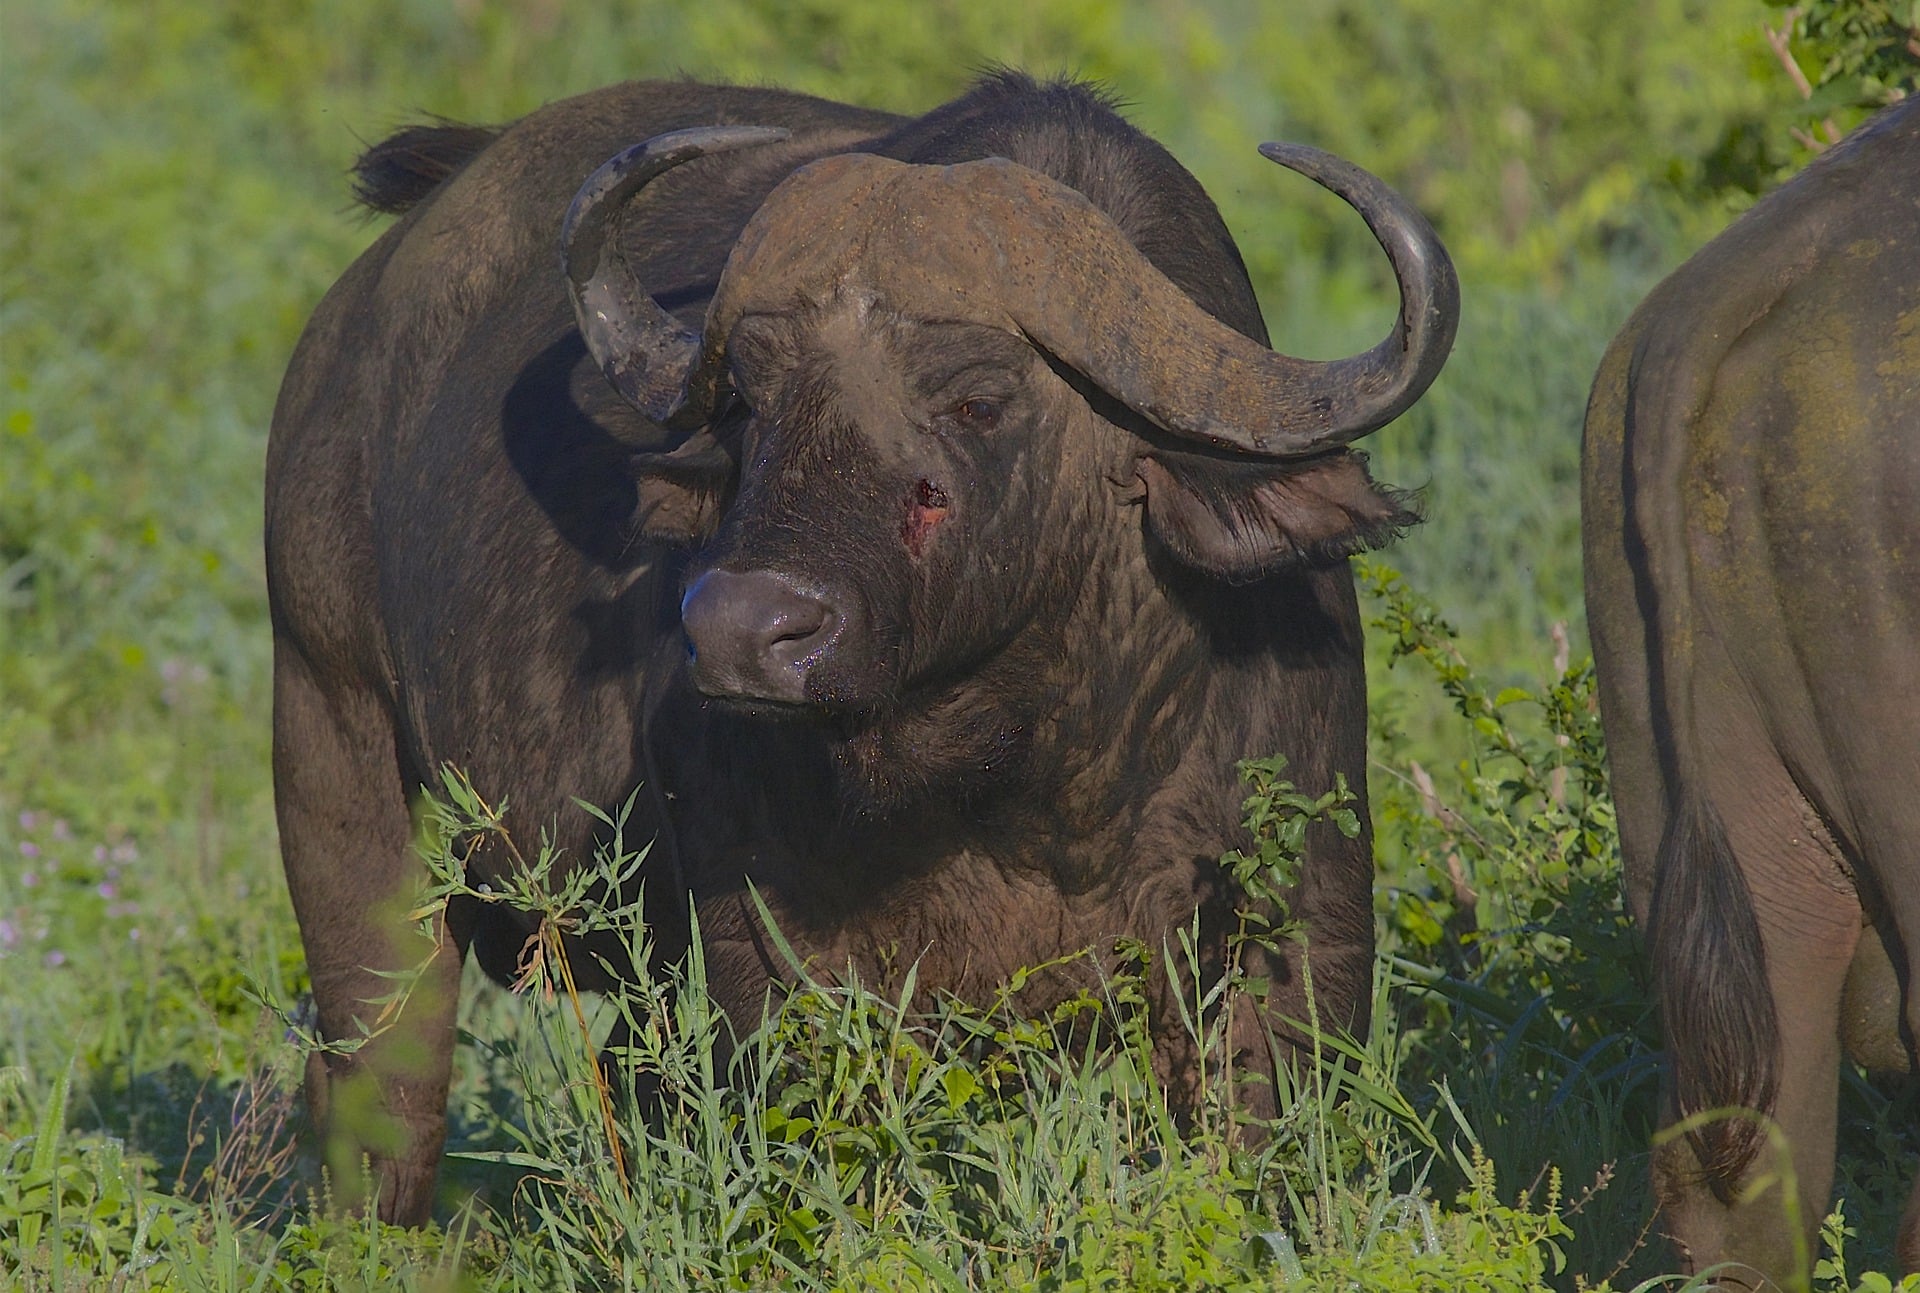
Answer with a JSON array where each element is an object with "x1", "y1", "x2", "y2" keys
[{"x1": 655, "y1": 530, "x2": 1367, "y2": 917}]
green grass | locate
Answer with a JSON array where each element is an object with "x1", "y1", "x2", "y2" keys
[
  {"x1": 6, "y1": 625, "x2": 1910, "y2": 1288},
  {"x1": 0, "y1": 734, "x2": 1596, "y2": 1291},
  {"x1": 4, "y1": 0, "x2": 1917, "y2": 1288}
]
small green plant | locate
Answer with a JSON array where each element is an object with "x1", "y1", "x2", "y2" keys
[
  {"x1": 1362, "y1": 559, "x2": 1647, "y2": 1075},
  {"x1": 0, "y1": 1061, "x2": 190, "y2": 1288},
  {"x1": 1219, "y1": 754, "x2": 1361, "y2": 953},
  {"x1": 1813, "y1": 1199, "x2": 1918, "y2": 1293},
  {"x1": 1361, "y1": 558, "x2": 1654, "y2": 1285},
  {"x1": 1763, "y1": 0, "x2": 1917, "y2": 144}
]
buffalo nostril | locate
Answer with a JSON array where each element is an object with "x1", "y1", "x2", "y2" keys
[
  {"x1": 767, "y1": 601, "x2": 831, "y2": 646},
  {"x1": 680, "y1": 569, "x2": 841, "y2": 703}
]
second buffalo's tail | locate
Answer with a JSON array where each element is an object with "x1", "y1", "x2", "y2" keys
[{"x1": 1645, "y1": 788, "x2": 1779, "y2": 1198}]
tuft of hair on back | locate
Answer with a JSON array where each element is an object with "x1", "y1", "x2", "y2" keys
[
  {"x1": 351, "y1": 120, "x2": 500, "y2": 215},
  {"x1": 1647, "y1": 795, "x2": 1780, "y2": 1201}
]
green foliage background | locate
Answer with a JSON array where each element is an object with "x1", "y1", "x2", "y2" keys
[
  {"x1": 0, "y1": 0, "x2": 1806, "y2": 810},
  {"x1": 2, "y1": 0, "x2": 1916, "y2": 1287}
]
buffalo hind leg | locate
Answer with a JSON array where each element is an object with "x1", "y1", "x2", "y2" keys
[
  {"x1": 1883, "y1": 855, "x2": 1920, "y2": 1274},
  {"x1": 1876, "y1": 921, "x2": 1920, "y2": 1274},
  {"x1": 1901, "y1": 1180, "x2": 1920, "y2": 1275},
  {"x1": 274, "y1": 649, "x2": 463, "y2": 1225},
  {"x1": 1653, "y1": 741, "x2": 1862, "y2": 1289},
  {"x1": 1838, "y1": 919, "x2": 1919, "y2": 1274}
]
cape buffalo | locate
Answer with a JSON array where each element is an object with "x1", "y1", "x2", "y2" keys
[
  {"x1": 1583, "y1": 98, "x2": 1918, "y2": 1284},
  {"x1": 267, "y1": 73, "x2": 1457, "y2": 1224}
]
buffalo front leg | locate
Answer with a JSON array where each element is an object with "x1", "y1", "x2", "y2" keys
[{"x1": 273, "y1": 649, "x2": 464, "y2": 1225}]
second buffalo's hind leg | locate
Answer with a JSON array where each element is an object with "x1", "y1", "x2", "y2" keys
[
  {"x1": 1651, "y1": 694, "x2": 1864, "y2": 1288},
  {"x1": 1844, "y1": 872, "x2": 1919, "y2": 1274}
]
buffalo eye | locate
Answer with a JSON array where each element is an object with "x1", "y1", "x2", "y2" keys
[{"x1": 950, "y1": 397, "x2": 1001, "y2": 429}]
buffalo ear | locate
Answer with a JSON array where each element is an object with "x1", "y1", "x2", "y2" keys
[
  {"x1": 627, "y1": 428, "x2": 737, "y2": 545},
  {"x1": 1139, "y1": 450, "x2": 1418, "y2": 581}
]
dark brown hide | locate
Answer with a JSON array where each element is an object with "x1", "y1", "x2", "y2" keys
[
  {"x1": 267, "y1": 73, "x2": 1450, "y2": 1225},
  {"x1": 1583, "y1": 98, "x2": 1920, "y2": 1286}
]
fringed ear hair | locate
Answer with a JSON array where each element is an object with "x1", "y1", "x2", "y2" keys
[{"x1": 1139, "y1": 450, "x2": 1419, "y2": 582}]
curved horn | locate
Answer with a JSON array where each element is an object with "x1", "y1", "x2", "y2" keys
[
  {"x1": 702, "y1": 145, "x2": 1458, "y2": 457},
  {"x1": 562, "y1": 125, "x2": 791, "y2": 429},
  {"x1": 1251, "y1": 141, "x2": 1460, "y2": 449},
  {"x1": 1011, "y1": 143, "x2": 1458, "y2": 456}
]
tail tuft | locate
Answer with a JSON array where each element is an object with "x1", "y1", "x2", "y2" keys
[
  {"x1": 1647, "y1": 796, "x2": 1780, "y2": 1201},
  {"x1": 351, "y1": 121, "x2": 499, "y2": 215}
]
